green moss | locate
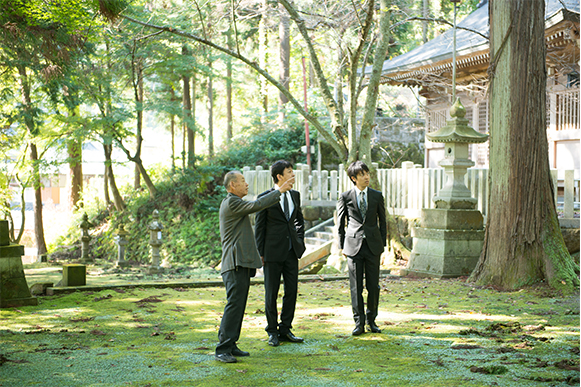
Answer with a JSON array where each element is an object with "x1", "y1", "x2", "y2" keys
[{"x1": 0, "y1": 278, "x2": 578, "y2": 386}]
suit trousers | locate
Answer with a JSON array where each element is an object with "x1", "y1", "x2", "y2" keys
[
  {"x1": 216, "y1": 267, "x2": 254, "y2": 355},
  {"x1": 347, "y1": 239, "x2": 380, "y2": 327},
  {"x1": 263, "y1": 249, "x2": 298, "y2": 335}
]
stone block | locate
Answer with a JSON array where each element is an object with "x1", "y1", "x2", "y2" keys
[
  {"x1": 302, "y1": 206, "x2": 321, "y2": 221},
  {"x1": 29, "y1": 282, "x2": 54, "y2": 296},
  {"x1": 406, "y1": 225, "x2": 484, "y2": 278},
  {"x1": 421, "y1": 209, "x2": 483, "y2": 230},
  {"x1": 0, "y1": 244, "x2": 25, "y2": 258},
  {"x1": 320, "y1": 207, "x2": 335, "y2": 220},
  {"x1": 62, "y1": 264, "x2": 86, "y2": 286}
]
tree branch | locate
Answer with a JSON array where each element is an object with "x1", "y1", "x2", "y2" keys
[
  {"x1": 278, "y1": 0, "x2": 348, "y2": 158},
  {"x1": 120, "y1": 13, "x2": 347, "y2": 158},
  {"x1": 391, "y1": 16, "x2": 489, "y2": 40}
]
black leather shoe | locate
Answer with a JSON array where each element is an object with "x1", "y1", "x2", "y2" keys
[
  {"x1": 368, "y1": 322, "x2": 382, "y2": 333},
  {"x1": 215, "y1": 353, "x2": 237, "y2": 363},
  {"x1": 232, "y1": 347, "x2": 250, "y2": 357},
  {"x1": 279, "y1": 331, "x2": 304, "y2": 343},
  {"x1": 352, "y1": 326, "x2": 365, "y2": 336},
  {"x1": 268, "y1": 334, "x2": 280, "y2": 347}
]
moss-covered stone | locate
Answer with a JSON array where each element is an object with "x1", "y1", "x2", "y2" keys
[{"x1": 61, "y1": 264, "x2": 86, "y2": 286}]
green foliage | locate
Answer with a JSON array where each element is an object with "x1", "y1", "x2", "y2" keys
[
  {"x1": 51, "y1": 165, "x2": 227, "y2": 267},
  {"x1": 214, "y1": 111, "x2": 307, "y2": 169}
]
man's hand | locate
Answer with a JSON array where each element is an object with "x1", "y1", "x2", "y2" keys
[
  {"x1": 278, "y1": 177, "x2": 295, "y2": 193},
  {"x1": 261, "y1": 256, "x2": 265, "y2": 266}
]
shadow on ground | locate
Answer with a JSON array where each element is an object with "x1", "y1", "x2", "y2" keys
[{"x1": 1, "y1": 263, "x2": 579, "y2": 387}]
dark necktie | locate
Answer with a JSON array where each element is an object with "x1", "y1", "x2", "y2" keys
[
  {"x1": 283, "y1": 192, "x2": 290, "y2": 220},
  {"x1": 360, "y1": 191, "x2": 367, "y2": 220}
]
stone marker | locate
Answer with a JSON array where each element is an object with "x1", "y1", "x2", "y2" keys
[
  {"x1": 114, "y1": 224, "x2": 130, "y2": 268},
  {"x1": 148, "y1": 210, "x2": 163, "y2": 274},
  {"x1": 79, "y1": 213, "x2": 94, "y2": 263},
  {"x1": 61, "y1": 264, "x2": 86, "y2": 286},
  {"x1": 0, "y1": 220, "x2": 38, "y2": 308}
]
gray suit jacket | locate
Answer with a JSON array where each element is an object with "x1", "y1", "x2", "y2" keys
[{"x1": 219, "y1": 190, "x2": 281, "y2": 274}]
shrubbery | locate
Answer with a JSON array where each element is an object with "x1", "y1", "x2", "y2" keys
[
  {"x1": 213, "y1": 112, "x2": 307, "y2": 169},
  {"x1": 51, "y1": 165, "x2": 227, "y2": 268}
]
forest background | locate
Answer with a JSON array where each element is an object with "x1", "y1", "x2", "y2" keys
[
  {"x1": 1, "y1": 0, "x2": 480, "y2": 268},
  {"x1": 2, "y1": 0, "x2": 577, "y2": 294}
]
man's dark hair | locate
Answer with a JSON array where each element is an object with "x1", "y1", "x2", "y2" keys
[
  {"x1": 271, "y1": 160, "x2": 293, "y2": 184},
  {"x1": 347, "y1": 161, "x2": 369, "y2": 184}
]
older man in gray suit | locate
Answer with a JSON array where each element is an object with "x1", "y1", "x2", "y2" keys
[{"x1": 215, "y1": 170, "x2": 293, "y2": 363}]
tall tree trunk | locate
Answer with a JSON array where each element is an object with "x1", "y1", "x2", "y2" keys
[
  {"x1": 189, "y1": 74, "x2": 196, "y2": 165},
  {"x1": 67, "y1": 138, "x2": 83, "y2": 210},
  {"x1": 103, "y1": 164, "x2": 111, "y2": 207},
  {"x1": 470, "y1": 0, "x2": 578, "y2": 292},
  {"x1": 182, "y1": 45, "x2": 195, "y2": 167},
  {"x1": 134, "y1": 63, "x2": 144, "y2": 189},
  {"x1": 207, "y1": 68, "x2": 214, "y2": 158},
  {"x1": 133, "y1": 156, "x2": 157, "y2": 196},
  {"x1": 103, "y1": 142, "x2": 125, "y2": 211},
  {"x1": 226, "y1": 28, "x2": 233, "y2": 142},
  {"x1": 359, "y1": 0, "x2": 391, "y2": 168},
  {"x1": 259, "y1": 0, "x2": 269, "y2": 116},
  {"x1": 30, "y1": 143, "x2": 47, "y2": 255},
  {"x1": 17, "y1": 65, "x2": 47, "y2": 255},
  {"x1": 169, "y1": 87, "x2": 177, "y2": 171},
  {"x1": 279, "y1": 1, "x2": 291, "y2": 122},
  {"x1": 170, "y1": 113, "x2": 175, "y2": 171},
  {"x1": 422, "y1": 0, "x2": 429, "y2": 43}
]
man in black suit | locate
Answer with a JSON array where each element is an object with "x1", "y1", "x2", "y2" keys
[
  {"x1": 215, "y1": 171, "x2": 294, "y2": 363},
  {"x1": 337, "y1": 161, "x2": 387, "y2": 336},
  {"x1": 255, "y1": 160, "x2": 306, "y2": 347}
]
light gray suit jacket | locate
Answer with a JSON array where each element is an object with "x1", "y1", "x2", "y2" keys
[{"x1": 219, "y1": 190, "x2": 281, "y2": 274}]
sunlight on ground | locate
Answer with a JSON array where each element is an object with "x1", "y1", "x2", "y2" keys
[{"x1": 1, "y1": 279, "x2": 578, "y2": 387}]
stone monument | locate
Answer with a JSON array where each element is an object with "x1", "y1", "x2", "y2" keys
[
  {"x1": 404, "y1": 99, "x2": 489, "y2": 278},
  {"x1": 0, "y1": 220, "x2": 38, "y2": 308},
  {"x1": 148, "y1": 210, "x2": 163, "y2": 274},
  {"x1": 114, "y1": 224, "x2": 130, "y2": 268},
  {"x1": 79, "y1": 213, "x2": 94, "y2": 263}
]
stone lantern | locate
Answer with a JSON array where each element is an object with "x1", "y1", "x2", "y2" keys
[
  {"x1": 79, "y1": 213, "x2": 94, "y2": 263},
  {"x1": 114, "y1": 224, "x2": 130, "y2": 268},
  {"x1": 148, "y1": 210, "x2": 163, "y2": 274},
  {"x1": 404, "y1": 98, "x2": 489, "y2": 278}
]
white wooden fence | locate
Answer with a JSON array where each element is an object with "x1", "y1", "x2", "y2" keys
[{"x1": 242, "y1": 162, "x2": 579, "y2": 226}]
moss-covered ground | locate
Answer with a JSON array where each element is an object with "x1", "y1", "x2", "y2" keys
[{"x1": 1, "y1": 275, "x2": 579, "y2": 387}]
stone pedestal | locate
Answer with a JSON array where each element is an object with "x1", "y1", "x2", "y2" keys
[
  {"x1": 403, "y1": 209, "x2": 484, "y2": 278},
  {"x1": 0, "y1": 220, "x2": 38, "y2": 308},
  {"x1": 61, "y1": 264, "x2": 86, "y2": 286}
]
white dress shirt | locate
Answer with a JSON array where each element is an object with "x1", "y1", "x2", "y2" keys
[{"x1": 274, "y1": 184, "x2": 294, "y2": 217}]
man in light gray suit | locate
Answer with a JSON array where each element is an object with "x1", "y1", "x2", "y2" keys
[{"x1": 215, "y1": 170, "x2": 293, "y2": 363}]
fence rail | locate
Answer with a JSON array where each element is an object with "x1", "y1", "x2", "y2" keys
[{"x1": 243, "y1": 163, "x2": 579, "y2": 225}]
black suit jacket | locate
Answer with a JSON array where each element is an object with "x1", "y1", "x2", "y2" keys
[
  {"x1": 255, "y1": 189, "x2": 306, "y2": 262},
  {"x1": 337, "y1": 187, "x2": 387, "y2": 257}
]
